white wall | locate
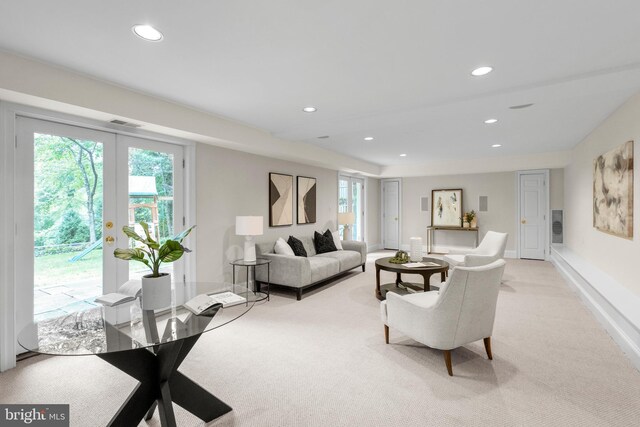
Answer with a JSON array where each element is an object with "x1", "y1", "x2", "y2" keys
[
  {"x1": 401, "y1": 169, "x2": 564, "y2": 253},
  {"x1": 366, "y1": 177, "x2": 381, "y2": 248},
  {"x1": 564, "y1": 93, "x2": 640, "y2": 296},
  {"x1": 196, "y1": 143, "x2": 338, "y2": 283}
]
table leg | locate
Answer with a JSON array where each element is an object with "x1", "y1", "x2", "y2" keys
[
  {"x1": 422, "y1": 272, "x2": 432, "y2": 292},
  {"x1": 375, "y1": 265, "x2": 382, "y2": 300},
  {"x1": 395, "y1": 272, "x2": 401, "y2": 287},
  {"x1": 441, "y1": 270, "x2": 447, "y2": 282}
]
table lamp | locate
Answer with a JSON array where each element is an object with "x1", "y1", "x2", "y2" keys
[
  {"x1": 338, "y1": 212, "x2": 355, "y2": 241},
  {"x1": 236, "y1": 216, "x2": 264, "y2": 262}
]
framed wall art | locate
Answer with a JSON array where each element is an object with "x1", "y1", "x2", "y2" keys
[
  {"x1": 297, "y1": 176, "x2": 317, "y2": 224},
  {"x1": 431, "y1": 189, "x2": 463, "y2": 227},
  {"x1": 269, "y1": 172, "x2": 293, "y2": 227},
  {"x1": 593, "y1": 140, "x2": 634, "y2": 239}
]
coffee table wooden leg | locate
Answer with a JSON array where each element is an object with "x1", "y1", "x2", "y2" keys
[
  {"x1": 376, "y1": 265, "x2": 382, "y2": 300},
  {"x1": 422, "y1": 273, "x2": 431, "y2": 292},
  {"x1": 395, "y1": 272, "x2": 401, "y2": 287},
  {"x1": 441, "y1": 270, "x2": 446, "y2": 282}
]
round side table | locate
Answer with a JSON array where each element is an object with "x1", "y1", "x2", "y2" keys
[{"x1": 231, "y1": 258, "x2": 271, "y2": 302}]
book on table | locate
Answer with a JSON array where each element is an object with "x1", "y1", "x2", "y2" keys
[
  {"x1": 184, "y1": 291, "x2": 247, "y2": 315},
  {"x1": 403, "y1": 261, "x2": 440, "y2": 268},
  {"x1": 94, "y1": 280, "x2": 142, "y2": 307}
]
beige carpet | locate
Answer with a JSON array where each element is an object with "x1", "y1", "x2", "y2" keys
[{"x1": 2, "y1": 253, "x2": 639, "y2": 426}]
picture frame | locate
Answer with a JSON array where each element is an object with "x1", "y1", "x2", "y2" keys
[
  {"x1": 593, "y1": 140, "x2": 634, "y2": 239},
  {"x1": 431, "y1": 189, "x2": 463, "y2": 227},
  {"x1": 269, "y1": 172, "x2": 293, "y2": 227},
  {"x1": 297, "y1": 176, "x2": 317, "y2": 224}
]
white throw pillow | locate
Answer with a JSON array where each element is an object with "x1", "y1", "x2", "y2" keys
[
  {"x1": 274, "y1": 237, "x2": 295, "y2": 256},
  {"x1": 332, "y1": 230, "x2": 343, "y2": 250}
]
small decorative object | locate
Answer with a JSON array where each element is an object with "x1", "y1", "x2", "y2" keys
[
  {"x1": 410, "y1": 237, "x2": 423, "y2": 261},
  {"x1": 338, "y1": 212, "x2": 356, "y2": 240},
  {"x1": 269, "y1": 173, "x2": 293, "y2": 227},
  {"x1": 114, "y1": 222, "x2": 195, "y2": 310},
  {"x1": 297, "y1": 176, "x2": 317, "y2": 224},
  {"x1": 236, "y1": 216, "x2": 264, "y2": 262},
  {"x1": 432, "y1": 189, "x2": 463, "y2": 227},
  {"x1": 593, "y1": 141, "x2": 634, "y2": 238},
  {"x1": 463, "y1": 210, "x2": 476, "y2": 229},
  {"x1": 389, "y1": 250, "x2": 410, "y2": 264}
]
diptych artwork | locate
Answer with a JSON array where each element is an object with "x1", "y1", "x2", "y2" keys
[
  {"x1": 593, "y1": 141, "x2": 634, "y2": 238},
  {"x1": 269, "y1": 173, "x2": 293, "y2": 227},
  {"x1": 431, "y1": 189, "x2": 463, "y2": 227},
  {"x1": 297, "y1": 176, "x2": 317, "y2": 224}
]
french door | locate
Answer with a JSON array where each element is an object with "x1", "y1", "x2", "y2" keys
[
  {"x1": 338, "y1": 175, "x2": 364, "y2": 241},
  {"x1": 15, "y1": 117, "x2": 185, "y2": 351}
]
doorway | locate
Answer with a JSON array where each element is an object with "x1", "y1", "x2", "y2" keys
[
  {"x1": 338, "y1": 175, "x2": 365, "y2": 241},
  {"x1": 382, "y1": 179, "x2": 400, "y2": 250},
  {"x1": 517, "y1": 170, "x2": 549, "y2": 260},
  {"x1": 15, "y1": 117, "x2": 186, "y2": 338}
]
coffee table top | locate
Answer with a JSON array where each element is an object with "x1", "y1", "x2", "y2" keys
[
  {"x1": 17, "y1": 282, "x2": 256, "y2": 356},
  {"x1": 375, "y1": 256, "x2": 449, "y2": 272}
]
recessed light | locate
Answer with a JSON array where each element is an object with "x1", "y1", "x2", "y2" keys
[
  {"x1": 491, "y1": 144, "x2": 502, "y2": 148},
  {"x1": 302, "y1": 106, "x2": 317, "y2": 113},
  {"x1": 471, "y1": 66, "x2": 493, "y2": 76},
  {"x1": 484, "y1": 119, "x2": 498, "y2": 124},
  {"x1": 364, "y1": 137, "x2": 374, "y2": 141},
  {"x1": 400, "y1": 153, "x2": 407, "y2": 157},
  {"x1": 132, "y1": 24, "x2": 163, "y2": 42},
  {"x1": 509, "y1": 103, "x2": 534, "y2": 110}
]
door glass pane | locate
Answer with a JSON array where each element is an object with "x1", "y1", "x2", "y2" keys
[
  {"x1": 128, "y1": 147, "x2": 174, "y2": 280},
  {"x1": 33, "y1": 134, "x2": 103, "y2": 320},
  {"x1": 338, "y1": 178, "x2": 349, "y2": 237},
  {"x1": 351, "y1": 181, "x2": 363, "y2": 241}
]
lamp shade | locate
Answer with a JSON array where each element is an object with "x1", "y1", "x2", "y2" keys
[
  {"x1": 338, "y1": 212, "x2": 355, "y2": 225},
  {"x1": 235, "y1": 216, "x2": 263, "y2": 236}
]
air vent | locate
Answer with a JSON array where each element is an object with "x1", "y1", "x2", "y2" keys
[
  {"x1": 109, "y1": 119, "x2": 142, "y2": 128},
  {"x1": 509, "y1": 103, "x2": 534, "y2": 110},
  {"x1": 317, "y1": 135, "x2": 330, "y2": 139}
]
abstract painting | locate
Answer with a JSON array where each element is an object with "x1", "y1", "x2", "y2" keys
[
  {"x1": 269, "y1": 173, "x2": 293, "y2": 227},
  {"x1": 593, "y1": 141, "x2": 634, "y2": 238},
  {"x1": 297, "y1": 176, "x2": 317, "y2": 224},
  {"x1": 431, "y1": 189, "x2": 463, "y2": 227}
]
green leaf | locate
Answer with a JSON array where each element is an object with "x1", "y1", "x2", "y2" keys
[
  {"x1": 172, "y1": 225, "x2": 196, "y2": 243},
  {"x1": 140, "y1": 222, "x2": 157, "y2": 245},
  {"x1": 158, "y1": 240, "x2": 184, "y2": 263},
  {"x1": 114, "y1": 248, "x2": 152, "y2": 269},
  {"x1": 122, "y1": 226, "x2": 144, "y2": 242}
]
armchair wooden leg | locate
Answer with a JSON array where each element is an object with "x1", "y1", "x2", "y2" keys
[
  {"x1": 384, "y1": 325, "x2": 389, "y2": 344},
  {"x1": 443, "y1": 350, "x2": 453, "y2": 376},
  {"x1": 483, "y1": 337, "x2": 493, "y2": 360}
]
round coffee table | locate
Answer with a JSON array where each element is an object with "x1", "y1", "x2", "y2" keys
[{"x1": 375, "y1": 257, "x2": 449, "y2": 300}]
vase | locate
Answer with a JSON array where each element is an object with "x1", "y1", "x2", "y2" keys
[
  {"x1": 409, "y1": 237, "x2": 423, "y2": 261},
  {"x1": 141, "y1": 273, "x2": 172, "y2": 310},
  {"x1": 463, "y1": 221, "x2": 470, "y2": 228},
  {"x1": 471, "y1": 219, "x2": 477, "y2": 228}
]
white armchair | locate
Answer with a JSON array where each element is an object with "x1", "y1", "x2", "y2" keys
[
  {"x1": 380, "y1": 259, "x2": 506, "y2": 376},
  {"x1": 443, "y1": 230, "x2": 508, "y2": 267}
]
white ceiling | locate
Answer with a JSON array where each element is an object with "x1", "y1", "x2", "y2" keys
[{"x1": 1, "y1": 0, "x2": 640, "y2": 167}]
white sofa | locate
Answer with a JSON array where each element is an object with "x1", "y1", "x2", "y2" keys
[
  {"x1": 380, "y1": 259, "x2": 506, "y2": 376},
  {"x1": 256, "y1": 236, "x2": 367, "y2": 300},
  {"x1": 443, "y1": 230, "x2": 508, "y2": 267}
]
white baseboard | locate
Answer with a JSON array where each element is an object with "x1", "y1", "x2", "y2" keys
[
  {"x1": 504, "y1": 250, "x2": 516, "y2": 259},
  {"x1": 367, "y1": 243, "x2": 383, "y2": 252},
  {"x1": 550, "y1": 245, "x2": 640, "y2": 372}
]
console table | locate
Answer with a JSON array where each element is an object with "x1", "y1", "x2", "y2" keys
[{"x1": 427, "y1": 226, "x2": 479, "y2": 254}]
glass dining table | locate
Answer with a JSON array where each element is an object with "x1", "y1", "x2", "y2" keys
[{"x1": 17, "y1": 282, "x2": 256, "y2": 427}]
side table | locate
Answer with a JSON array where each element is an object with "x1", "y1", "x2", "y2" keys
[{"x1": 231, "y1": 258, "x2": 271, "y2": 302}]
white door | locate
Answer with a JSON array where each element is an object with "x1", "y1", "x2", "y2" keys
[
  {"x1": 519, "y1": 173, "x2": 546, "y2": 260},
  {"x1": 383, "y1": 180, "x2": 400, "y2": 250},
  {"x1": 15, "y1": 117, "x2": 186, "y2": 353}
]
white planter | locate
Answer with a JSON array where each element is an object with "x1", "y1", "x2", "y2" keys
[{"x1": 141, "y1": 273, "x2": 172, "y2": 310}]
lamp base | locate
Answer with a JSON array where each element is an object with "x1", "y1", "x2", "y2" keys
[
  {"x1": 244, "y1": 237, "x2": 256, "y2": 263},
  {"x1": 342, "y1": 225, "x2": 351, "y2": 241}
]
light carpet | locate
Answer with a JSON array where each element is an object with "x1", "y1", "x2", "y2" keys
[{"x1": 1, "y1": 253, "x2": 639, "y2": 426}]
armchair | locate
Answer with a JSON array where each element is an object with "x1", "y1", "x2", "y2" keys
[
  {"x1": 380, "y1": 259, "x2": 506, "y2": 376},
  {"x1": 443, "y1": 230, "x2": 508, "y2": 267}
]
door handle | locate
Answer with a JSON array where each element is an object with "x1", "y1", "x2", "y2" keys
[
  {"x1": 395, "y1": 217, "x2": 398, "y2": 221},
  {"x1": 105, "y1": 236, "x2": 115, "y2": 245},
  {"x1": 521, "y1": 219, "x2": 527, "y2": 224}
]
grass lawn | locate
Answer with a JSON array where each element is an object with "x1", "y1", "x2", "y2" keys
[{"x1": 34, "y1": 249, "x2": 103, "y2": 287}]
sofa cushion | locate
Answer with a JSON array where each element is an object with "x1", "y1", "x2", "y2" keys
[
  {"x1": 315, "y1": 250, "x2": 362, "y2": 271},
  {"x1": 308, "y1": 256, "x2": 340, "y2": 283},
  {"x1": 298, "y1": 236, "x2": 317, "y2": 257},
  {"x1": 288, "y1": 236, "x2": 307, "y2": 257},
  {"x1": 274, "y1": 237, "x2": 295, "y2": 256},
  {"x1": 332, "y1": 230, "x2": 343, "y2": 250},
  {"x1": 314, "y1": 230, "x2": 337, "y2": 254}
]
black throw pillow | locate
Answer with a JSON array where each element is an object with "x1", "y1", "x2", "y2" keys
[
  {"x1": 314, "y1": 230, "x2": 337, "y2": 254},
  {"x1": 287, "y1": 236, "x2": 307, "y2": 257}
]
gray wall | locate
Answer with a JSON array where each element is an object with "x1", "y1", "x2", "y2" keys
[
  {"x1": 196, "y1": 143, "x2": 338, "y2": 283},
  {"x1": 400, "y1": 169, "x2": 564, "y2": 253}
]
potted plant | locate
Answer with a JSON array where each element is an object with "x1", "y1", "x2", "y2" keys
[
  {"x1": 114, "y1": 222, "x2": 195, "y2": 310},
  {"x1": 463, "y1": 211, "x2": 477, "y2": 228}
]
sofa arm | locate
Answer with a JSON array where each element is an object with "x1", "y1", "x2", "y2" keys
[
  {"x1": 341, "y1": 240, "x2": 367, "y2": 264},
  {"x1": 256, "y1": 253, "x2": 312, "y2": 288}
]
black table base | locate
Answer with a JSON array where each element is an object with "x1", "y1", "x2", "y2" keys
[{"x1": 98, "y1": 333, "x2": 231, "y2": 427}]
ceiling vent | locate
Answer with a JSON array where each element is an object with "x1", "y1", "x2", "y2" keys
[
  {"x1": 317, "y1": 135, "x2": 330, "y2": 139},
  {"x1": 509, "y1": 103, "x2": 534, "y2": 110},
  {"x1": 109, "y1": 119, "x2": 142, "y2": 128}
]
